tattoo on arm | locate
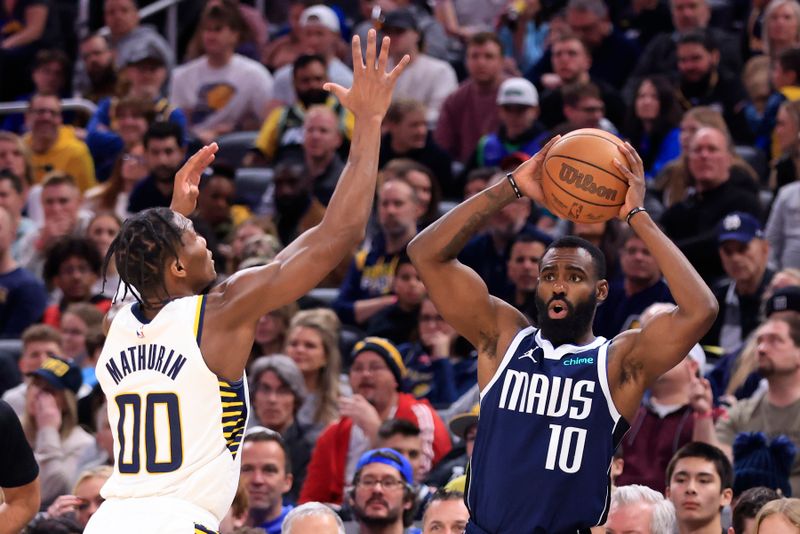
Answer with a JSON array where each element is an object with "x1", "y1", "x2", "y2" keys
[
  {"x1": 441, "y1": 188, "x2": 507, "y2": 260},
  {"x1": 618, "y1": 355, "x2": 644, "y2": 386}
]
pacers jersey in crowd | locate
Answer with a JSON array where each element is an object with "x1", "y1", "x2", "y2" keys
[
  {"x1": 466, "y1": 327, "x2": 629, "y2": 534},
  {"x1": 96, "y1": 295, "x2": 249, "y2": 523}
]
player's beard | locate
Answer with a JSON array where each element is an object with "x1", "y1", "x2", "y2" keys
[{"x1": 534, "y1": 292, "x2": 597, "y2": 347}]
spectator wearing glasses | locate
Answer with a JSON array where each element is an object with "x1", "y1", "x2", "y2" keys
[
  {"x1": 248, "y1": 355, "x2": 313, "y2": 503},
  {"x1": 346, "y1": 448, "x2": 417, "y2": 534},
  {"x1": 23, "y1": 95, "x2": 96, "y2": 193}
]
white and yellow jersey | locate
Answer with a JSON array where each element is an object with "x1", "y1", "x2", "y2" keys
[{"x1": 95, "y1": 295, "x2": 248, "y2": 524}]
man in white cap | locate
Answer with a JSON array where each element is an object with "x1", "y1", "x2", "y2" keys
[
  {"x1": 271, "y1": 5, "x2": 354, "y2": 108},
  {"x1": 464, "y1": 77, "x2": 547, "y2": 173},
  {"x1": 614, "y1": 302, "x2": 708, "y2": 493}
]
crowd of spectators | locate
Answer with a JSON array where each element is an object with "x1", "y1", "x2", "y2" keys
[{"x1": 5, "y1": 0, "x2": 800, "y2": 532}]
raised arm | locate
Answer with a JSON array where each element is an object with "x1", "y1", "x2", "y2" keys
[
  {"x1": 408, "y1": 137, "x2": 560, "y2": 388},
  {"x1": 212, "y1": 31, "x2": 409, "y2": 322},
  {"x1": 608, "y1": 143, "x2": 719, "y2": 419}
]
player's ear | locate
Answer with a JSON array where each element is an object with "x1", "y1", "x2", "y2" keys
[
  {"x1": 169, "y1": 258, "x2": 187, "y2": 278},
  {"x1": 596, "y1": 279, "x2": 608, "y2": 303}
]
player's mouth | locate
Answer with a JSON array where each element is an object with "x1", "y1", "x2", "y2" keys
[{"x1": 548, "y1": 300, "x2": 569, "y2": 319}]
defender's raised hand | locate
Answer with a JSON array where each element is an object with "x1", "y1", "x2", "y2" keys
[
  {"x1": 170, "y1": 142, "x2": 218, "y2": 217},
  {"x1": 324, "y1": 29, "x2": 410, "y2": 120}
]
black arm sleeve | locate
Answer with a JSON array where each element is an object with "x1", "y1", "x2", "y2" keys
[{"x1": 0, "y1": 400, "x2": 39, "y2": 488}]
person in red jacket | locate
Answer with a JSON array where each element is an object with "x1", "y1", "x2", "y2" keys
[{"x1": 299, "y1": 337, "x2": 452, "y2": 505}]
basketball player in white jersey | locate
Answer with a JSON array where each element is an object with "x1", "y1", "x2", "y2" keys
[{"x1": 85, "y1": 31, "x2": 409, "y2": 534}]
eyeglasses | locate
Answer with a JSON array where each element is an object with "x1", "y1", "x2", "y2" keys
[
  {"x1": 122, "y1": 154, "x2": 146, "y2": 165},
  {"x1": 30, "y1": 108, "x2": 60, "y2": 117},
  {"x1": 357, "y1": 477, "x2": 405, "y2": 490}
]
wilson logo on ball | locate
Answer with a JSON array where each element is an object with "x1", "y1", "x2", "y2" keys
[{"x1": 558, "y1": 163, "x2": 618, "y2": 202}]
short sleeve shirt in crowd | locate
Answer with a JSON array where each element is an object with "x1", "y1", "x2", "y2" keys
[
  {"x1": 716, "y1": 391, "x2": 800, "y2": 496},
  {"x1": 0, "y1": 266, "x2": 47, "y2": 338},
  {"x1": 169, "y1": 54, "x2": 274, "y2": 131},
  {"x1": 0, "y1": 399, "x2": 39, "y2": 488}
]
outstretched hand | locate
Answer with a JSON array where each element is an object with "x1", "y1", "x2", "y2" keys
[
  {"x1": 324, "y1": 29, "x2": 410, "y2": 120},
  {"x1": 510, "y1": 135, "x2": 561, "y2": 205},
  {"x1": 612, "y1": 142, "x2": 646, "y2": 221},
  {"x1": 170, "y1": 143, "x2": 218, "y2": 217}
]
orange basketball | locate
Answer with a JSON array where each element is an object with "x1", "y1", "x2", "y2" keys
[{"x1": 542, "y1": 128, "x2": 630, "y2": 224}]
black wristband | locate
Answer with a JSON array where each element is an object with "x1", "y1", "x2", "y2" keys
[
  {"x1": 506, "y1": 173, "x2": 522, "y2": 199},
  {"x1": 626, "y1": 206, "x2": 647, "y2": 225}
]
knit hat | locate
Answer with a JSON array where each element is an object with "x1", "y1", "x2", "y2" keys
[
  {"x1": 32, "y1": 355, "x2": 82, "y2": 395},
  {"x1": 733, "y1": 432, "x2": 796, "y2": 497},
  {"x1": 351, "y1": 337, "x2": 407, "y2": 390},
  {"x1": 355, "y1": 448, "x2": 414, "y2": 484},
  {"x1": 249, "y1": 355, "x2": 307, "y2": 407}
]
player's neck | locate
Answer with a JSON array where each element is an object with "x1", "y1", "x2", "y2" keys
[{"x1": 678, "y1": 516, "x2": 722, "y2": 534}]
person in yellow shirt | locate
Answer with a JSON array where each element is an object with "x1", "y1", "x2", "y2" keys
[{"x1": 23, "y1": 95, "x2": 97, "y2": 192}]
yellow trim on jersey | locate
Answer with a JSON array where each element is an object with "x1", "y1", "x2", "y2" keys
[
  {"x1": 193, "y1": 295, "x2": 205, "y2": 342},
  {"x1": 219, "y1": 380, "x2": 248, "y2": 459}
]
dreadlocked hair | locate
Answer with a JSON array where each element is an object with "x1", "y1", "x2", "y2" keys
[{"x1": 103, "y1": 207, "x2": 185, "y2": 308}]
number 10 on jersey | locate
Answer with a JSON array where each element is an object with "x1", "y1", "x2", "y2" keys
[
  {"x1": 545, "y1": 424, "x2": 587, "y2": 474},
  {"x1": 116, "y1": 393, "x2": 183, "y2": 473}
]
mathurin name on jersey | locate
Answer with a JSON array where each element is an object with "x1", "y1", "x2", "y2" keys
[{"x1": 104, "y1": 344, "x2": 189, "y2": 385}]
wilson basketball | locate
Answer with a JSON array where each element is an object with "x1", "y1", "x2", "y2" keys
[{"x1": 542, "y1": 129, "x2": 630, "y2": 224}]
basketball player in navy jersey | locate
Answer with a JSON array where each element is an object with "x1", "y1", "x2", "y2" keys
[
  {"x1": 408, "y1": 143, "x2": 718, "y2": 534},
  {"x1": 84, "y1": 31, "x2": 409, "y2": 534}
]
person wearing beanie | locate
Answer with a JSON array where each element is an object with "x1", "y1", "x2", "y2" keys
[
  {"x1": 346, "y1": 448, "x2": 417, "y2": 534},
  {"x1": 248, "y1": 355, "x2": 312, "y2": 503},
  {"x1": 299, "y1": 337, "x2": 451, "y2": 506},
  {"x1": 733, "y1": 432, "x2": 796, "y2": 498}
]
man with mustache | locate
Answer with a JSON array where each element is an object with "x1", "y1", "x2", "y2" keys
[
  {"x1": 299, "y1": 338, "x2": 451, "y2": 505},
  {"x1": 347, "y1": 448, "x2": 417, "y2": 534},
  {"x1": 127, "y1": 122, "x2": 185, "y2": 213},
  {"x1": 408, "y1": 136, "x2": 717, "y2": 533}
]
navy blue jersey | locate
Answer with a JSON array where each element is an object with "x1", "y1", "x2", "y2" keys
[{"x1": 466, "y1": 327, "x2": 629, "y2": 534}]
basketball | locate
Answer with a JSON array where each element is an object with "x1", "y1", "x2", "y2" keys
[{"x1": 542, "y1": 128, "x2": 630, "y2": 224}]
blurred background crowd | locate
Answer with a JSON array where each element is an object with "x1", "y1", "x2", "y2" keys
[{"x1": 4, "y1": 0, "x2": 800, "y2": 532}]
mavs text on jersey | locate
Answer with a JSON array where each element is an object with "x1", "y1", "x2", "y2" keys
[{"x1": 466, "y1": 326, "x2": 629, "y2": 534}]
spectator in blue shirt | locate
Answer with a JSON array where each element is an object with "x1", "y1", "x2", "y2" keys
[{"x1": 0, "y1": 205, "x2": 47, "y2": 338}]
